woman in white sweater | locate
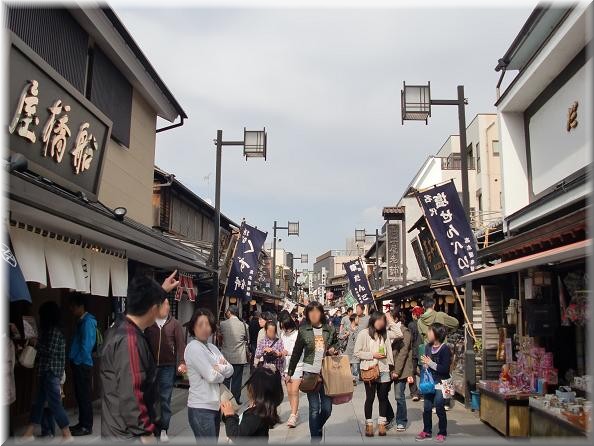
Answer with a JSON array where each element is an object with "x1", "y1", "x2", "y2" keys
[
  {"x1": 354, "y1": 311, "x2": 402, "y2": 437},
  {"x1": 279, "y1": 312, "x2": 303, "y2": 428},
  {"x1": 184, "y1": 308, "x2": 234, "y2": 441}
]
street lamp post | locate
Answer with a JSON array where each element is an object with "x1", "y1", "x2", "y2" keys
[
  {"x1": 401, "y1": 81, "x2": 474, "y2": 407},
  {"x1": 355, "y1": 228, "x2": 381, "y2": 290},
  {"x1": 211, "y1": 128, "x2": 267, "y2": 321},
  {"x1": 271, "y1": 221, "x2": 300, "y2": 297}
]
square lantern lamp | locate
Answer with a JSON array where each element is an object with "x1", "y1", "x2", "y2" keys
[
  {"x1": 243, "y1": 128, "x2": 267, "y2": 160},
  {"x1": 401, "y1": 82, "x2": 431, "y2": 124},
  {"x1": 300, "y1": 254, "x2": 308, "y2": 264},
  {"x1": 355, "y1": 229, "x2": 366, "y2": 243},
  {"x1": 288, "y1": 221, "x2": 300, "y2": 236}
]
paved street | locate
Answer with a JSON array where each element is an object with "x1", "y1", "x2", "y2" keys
[{"x1": 14, "y1": 376, "x2": 497, "y2": 444}]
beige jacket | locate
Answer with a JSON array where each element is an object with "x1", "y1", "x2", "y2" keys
[{"x1": 354, "y1": 321, "x2": 402, "y2": 372}]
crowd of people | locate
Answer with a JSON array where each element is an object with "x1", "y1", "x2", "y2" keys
[{"x1": 12, "y1": 270, "x2": 462, "y2": 444}]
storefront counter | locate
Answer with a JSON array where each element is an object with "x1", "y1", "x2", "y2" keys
[
  {"x1": 478, "y1": 381, "x2": 530, "y2": 437},
  {"x1": 529, "y1": 398, "x2": 589, "y2": 437}
]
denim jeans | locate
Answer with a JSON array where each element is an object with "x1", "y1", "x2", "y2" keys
[
  {"x1": 40, "y1": 408, "x2": 55, "y2": 437},
  {"x1": 30, "y1": 371, "x2": 70, "y2": 429},
  {"x1": 423, "y1": 389, "x2": 447, "y2": 436},
  {"x1": 71, "y1": 362, "x2": 93, "y2": 430},
  {"x1": 157, "y1": 365, "x2": 176, "y2": 432},
  {"x1": 306, "y1": 384, "x2": 333, "y2": 441},
  {"x1": 223, "y1": 364, "x2": 245, "y2": 404},
  {"x1": 350, "y1": 363, "x2": 360, "y2": 378},
  {"x1": 394, "y1": 379, "x2": 408, "y2": 425},
  {"x1": 187, "y1": 407, "x2": 220, "y2": 441}
]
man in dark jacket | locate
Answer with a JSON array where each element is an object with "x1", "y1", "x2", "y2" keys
[
  {"x1": 68, "y1": 294, "x2": 97, "y2": 436},
  {"x1": 100, "y1": 272, "x2": 179, "y2": 443},
  {"x1": 145, "y1": 295, "x2": 186, "y2": 443},
  {"x1": 408, "y1": 306, "x2": 424, "y2": 401},
  {"x1": 391, "y1": 319, "x2": 414, "y2": 431}
]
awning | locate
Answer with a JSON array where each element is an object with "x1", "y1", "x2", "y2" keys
[
  {"x1": 9, "y1": 171, "x2": 215, "y2": 275},
  {"x1": 375, "y1": 279, "x2": 432, "y2": 302},
  {"x1": 462, "y1": 239, "x2": 590, "y2": 281}
]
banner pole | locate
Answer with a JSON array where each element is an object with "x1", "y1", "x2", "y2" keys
[
  {"x1": 219, "y1": 230, "x2": 240, "y2": 317},
  {"x1": 360, "y1": 256, "x2": 379, "y2": 312},
  {"x1": 414, "y1": 197, "x2": 477, "y2": 342}
]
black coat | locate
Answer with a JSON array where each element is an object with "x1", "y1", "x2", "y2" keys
[
  {"x1": 224, "y1": 408, "x2": 271, "y2": 443},
  {"x1": 100, "y1": 317, "x2": 158, "y2": 441},
  {"x1": 408, "y1": 320, "x2": 420, "y2": 362}
]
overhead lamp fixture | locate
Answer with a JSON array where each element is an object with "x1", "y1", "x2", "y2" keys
[
  {"x1": 113, "y1": 207, "x2": 127, "y2": 221},
  {"x1": 243, "y1": 128, "x2": 267, "y2": 160}
]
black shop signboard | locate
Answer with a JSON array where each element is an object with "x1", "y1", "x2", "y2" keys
[{"x1": 7, "y1": 34, "x2": 112, "y2": 200}]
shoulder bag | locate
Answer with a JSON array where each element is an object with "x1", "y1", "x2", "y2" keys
[
  {"x1": 19, "y1": 340, "x2": 36, "y2": 369},
  {"x1": 243, "y1": 322, "x2": 253, "y2": 364}
]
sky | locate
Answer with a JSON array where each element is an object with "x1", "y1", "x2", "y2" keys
[{"x1": 115, "y1": 4, "x2": 536, "y2": 270}]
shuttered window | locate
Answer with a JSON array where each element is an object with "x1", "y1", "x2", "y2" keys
[
  {"x1": 7, "y1": 7, "x2": 89, "y2": 93},
  {"x1": 89, "y1": 47, "x2": 132, "y2": 147}
]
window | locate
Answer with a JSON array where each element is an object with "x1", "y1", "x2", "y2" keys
[
  {"x1": 476, "y1": 142, "x2": 481, "y2": 173},
  {"x1": 89, "y1": 47, "x2": 133, "y2": 147},
  {"x1": 7, "y1": 7, "x2": 89, "y2": 93},
  {"x1": 492, "y1": 140, "x2": 500, "y2": 156}
]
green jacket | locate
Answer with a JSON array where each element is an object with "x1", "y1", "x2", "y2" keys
[
  {"x1": 417, "y1": 309, "x2": 459, "y2": 344},
  {"x1": 287, "y1": 323, "x2": 338, "y2": 376}
]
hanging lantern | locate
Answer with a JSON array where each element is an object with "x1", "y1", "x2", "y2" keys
[
  {"x1": 229, "y1": 297, "x2": 237, "y2": 304},
  {"x1": 439, "y1": 297, "x2": 444, "y2": 305},
  {"x1": 446, "y1": 295, "x2": 455, "y2": 304},
  {"x1": 401, "y1": 301, "x2": 405, "y2": 309},
  {"x1": 411, "y1": 300, "x2": 417, "y2": 307},
  {"x1": 250, "y1": 299, "x2": 256, "y2": 306},
  {"x1": 405, "y1": 301, "x2": 411, "y2": 308}
]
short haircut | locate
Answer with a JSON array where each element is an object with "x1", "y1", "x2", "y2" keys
[
  {"x1": 69, "y1": 293, "x2": 87, "y2": 309},
  {"x1": 349, "y1": 314, "x2": 357, "y2": 322},
  {"x1": 127, "y1": 275, "x2": 165, "y2": 316},
  {"x1": 252, "y1": 311, "x2": 261, "y2": 319},
  {"x1": 39, "y1": 301, "x2": 61, "y2": 334},
  {"x1": 429, "y1": 322, "x2": 447, "y2": 343},
  {"x1": 347, "y1": 307, "x2": 353, "y2": 313},
  {"x1": 304, "y1": 301, "x2": 327, "y2": 325},
  {"x1": 423, "y1": 297, "x2": 436, "y2": 309},
  {"x1": 227, "y1": 305, "x2": 239, "y2": 317},
  {"x1": 278, "y1": 311, "x2": 297, "y2": 331},
  {"x1": 187, "y1": 308, "x2": 216, "y2": 337},
  {"x1": 264, "y1": 320, "x2": 277, "y2": 334}
]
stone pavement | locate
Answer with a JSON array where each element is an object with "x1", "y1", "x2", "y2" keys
[{"x1": 12, "y1": 378, "x2": 498, "y2": 444}]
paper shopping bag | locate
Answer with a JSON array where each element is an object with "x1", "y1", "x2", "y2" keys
[{"x1": 321, "y1": 355, "x2": 354, "y2": 397}]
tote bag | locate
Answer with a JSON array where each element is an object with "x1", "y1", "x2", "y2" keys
[
  {"x1": 321, "y1": 355, "x2": 354, "y2": 397},
  {"x1": 419, "y1": 367, "x2": 436, "y2": 395}
]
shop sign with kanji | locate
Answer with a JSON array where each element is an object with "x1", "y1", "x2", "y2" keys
[
  {"x1": 343, "y1": 258, "x2": 374, "y2": 305},
  {"x1": 8, "y1": 35, "x2": 111, "y2": 200},
  {"x1": 416, "y1": 181, "x2": 478, "y2": 285},
  {"x1": 225, "y1": 222, "x2": 267, "y2": 302}
]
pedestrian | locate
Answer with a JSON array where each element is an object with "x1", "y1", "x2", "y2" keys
[
  {"x1": 185, "y1": 307, "x2": 234, "y2": 441},
  {"x1": 67, "y1": 294, "x2": 97, "y2": 437},
  {"x1": 339, "y1": 307, "x2": 353, "y2": 338},
  {"x1": 220, "y1": 365, "x2": 283, "y2": 443},
  {"x1": 145, "y1": 293, "x2": 187, "y2": 443},
  {"x1": 255, "y1": 321, "x2": 285, "y2": 376},
  {"x1": 331, "y1": 310, "x2": 342, "y2": 330},
  {"x1": 354, "y1": 311, "x2": 401, "y2": 437},
  {"x1": 355, "y1": 304, "x2": 369, "y2": 329},
  {"x1": 416, "y1": 323, "x2": 452, "y2": 443},
  {"x1": 409, "y1": 306, "x2": 424, "y2": 401},
  {"x1": 287, "y1": 301, "x2": 339, "y2": 443},
  {"x1": 417, "y1": 297, "x2": 458, "y2": 411},
  {"x1": 219, "y1": 305, "x2": 250, "y2": 405},
  {"x1": 256, "y1": 311, "x2": 274, "y2": 347},
  {"x1": 20, "y1": 301, "x2": 72, "y2": 442},
  {"x1": 100, "y1": 271, "x2": 180, "y2": 442},
  {"x1": 279, "y1": 312, "x2": 302, "y2": 428},
  {"x1": 343, "y1": 314, "x2": 361, "y2": 383},
  {"x1": 390, "y1": 309, "x2": 414, "y2": 432}
]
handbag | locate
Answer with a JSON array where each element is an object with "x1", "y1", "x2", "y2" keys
[
  {"x1": 19, "y1": 341, "x2": 36, "y2": 369},
  {"x1": 263, "y1": 338, "x2": 279, "y2": 363},
  {"x1": 299, "y1": 372, "x2": 322, "y2": 393},
  {"x1": 243, "y1": 323, "x2": 253, "y2": 364},
  {"x1": 419, "y1": 367, "x2": 436, "y2": 395},
  {"x1": 360, "y1": 364, "x2": 380, "y2": 383}
]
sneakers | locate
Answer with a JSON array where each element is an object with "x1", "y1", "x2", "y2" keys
[
  {"x1": 160, "y1": 431, "x2": 169, "y2": 443},
  {"x1": 385, "y1": 419, "x2": 396, "y2": 431},
  {"x1": 445, "y1": 405, "x2": 451, "y2": 411},
  {"x1": 436, "y1": 434, "x2": 447, "y2": 443},
  {"x1": 396, "y1": 424, "x2": 406, "y2": 432},
  {"x1": 412, "y1": 396, "x2": 420, "y2": 402},
  {"x1": 415, "y1": 431, "x2": 432, "y2": 441},
  {"x1": 287, "y1": 414, "x2": 298, "y2": 428},
  {"x1": 432, "y1": 407, "x2": 437, "y2": 414}
]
